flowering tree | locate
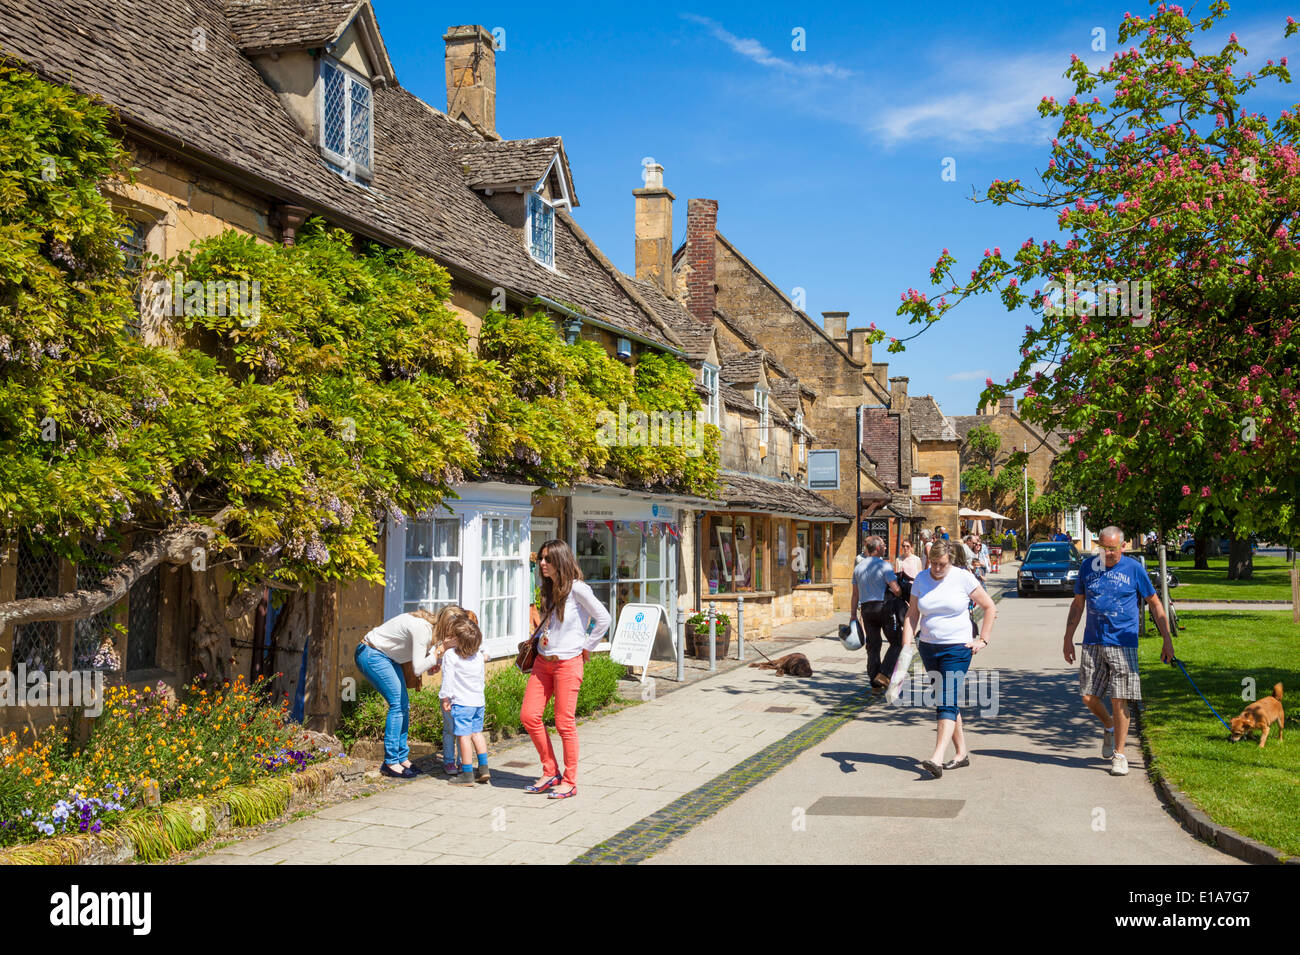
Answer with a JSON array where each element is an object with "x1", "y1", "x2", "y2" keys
[{"x1": 896, "y1": 3, "x2": 1300, "y2": 578}]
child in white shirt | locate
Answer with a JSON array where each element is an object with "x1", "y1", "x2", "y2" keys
[{"x1": 438, "y1": 612, "x2": 489, "y2": 786}]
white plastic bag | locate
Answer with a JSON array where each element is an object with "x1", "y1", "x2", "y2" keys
[{"x1": 886, "y1": 642, "x2": 918, "y2": 704}]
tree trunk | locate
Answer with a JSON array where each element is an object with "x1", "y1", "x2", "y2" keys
[
  {"x1": 1193, "y1": 531, "x2": 1210, "y2": 570},
  {"x1": 189, "y1": 573, "x2": 234, "y2": 687},
  {"x1": 1227, "y1": 537, "x2": 1253, "y2": 581},
  {"x1": 304, "y1": 582, "x2": 339, "y2": 733},
  {"x1": 268, "y1": 590, "x2": 307, "y2": 709}
]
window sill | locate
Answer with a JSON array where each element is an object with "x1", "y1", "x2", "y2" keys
[
  {"x1": 793, "y1": 583, "x2": 834, "y2": 591},
  {"x1": 703, "y1": 590, "x2": 775, "y2": 600}
]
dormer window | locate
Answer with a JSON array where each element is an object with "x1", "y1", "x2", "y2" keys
[
  {"x1": 527, "y1": 191, "x2": 555, "y2": 267},
  {"x1": 754, "y1": 389, "x2": 770, "y2": 444},
  {"x1": 320, "y1": 58, "x2": 373, "y2": 181}
]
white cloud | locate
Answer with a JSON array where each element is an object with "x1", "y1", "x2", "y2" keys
[
  {"x1": 947, "y1": 368, "x2": 993, "y2": 381},
  {"x1": 681, "y1": 14, "x2": 854, "y2": 80}
]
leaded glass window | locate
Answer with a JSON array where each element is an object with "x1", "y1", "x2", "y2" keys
[
  {"x1": 526, "y1": 191, "x2": 555, "y2": 267},
  {"x1": 74, "y1": 547, "x2": 119, "y2": 671},
  {"x1": 119, "y1": 220, "x2": 148, "y2": 336},
  {"x1": 127, "y1": 566, "x2": 161, "y2": 671},
  {"x1": 321, "y1": 59, "x2": 373, "y2": 179},
  {"x1": 13, "y1": 538, "x2": 59, "y2": 673}
]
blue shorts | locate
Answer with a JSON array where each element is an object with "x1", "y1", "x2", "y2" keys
[{"x1": 450, "y1": 704, "x2": 485, "y2": 736}]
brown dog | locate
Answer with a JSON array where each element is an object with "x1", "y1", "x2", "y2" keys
[
  {"x1": 1229, "y1": 683, "x2": 1284, "y2": 748},
  {"x1": 750, "y1": 653, "x2": 813, "y2": 677}
]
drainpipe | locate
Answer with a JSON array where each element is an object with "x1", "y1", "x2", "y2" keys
[
  {"x1": 694, "y1": 512, "x2": 703, "y2": 614},
  {"x1": 855, "y1": 405, "x2": 863, "y2": 560}
]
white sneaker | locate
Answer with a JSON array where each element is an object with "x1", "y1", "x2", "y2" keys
[
  {"x1": 1102, "y1": 729, "x2": 1115, "y2": 758},
  {"x1": 1109, "y1": 753, "x2": 1129, "y2": 776}
]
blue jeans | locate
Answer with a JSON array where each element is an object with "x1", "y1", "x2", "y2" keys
[
  {"x1": 355, "y1": 644, "x2": 409, "y2": 765},
  {"x1": 917, "y1": 641, "x2": 972, "y2": 722}
]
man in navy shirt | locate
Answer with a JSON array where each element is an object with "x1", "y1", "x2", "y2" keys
[
  {"x1": 1063, "y1": 526, "x2": 1174, "y2": 775},
  {"x1": 851, "y1": 536, "x2": 903, "y2": 693}
]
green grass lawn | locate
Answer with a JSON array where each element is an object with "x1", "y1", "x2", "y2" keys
[
  {"x1": 1164, "y1": 554, "x2": 1297, "y2": 602},
  {"x1": 1137, "y1": 610, "x2": 1300, "y2": 857}
]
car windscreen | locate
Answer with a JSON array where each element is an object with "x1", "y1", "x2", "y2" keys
[{"x1": 1026, "y1": 545, "x2": 1072, "y2": 563}]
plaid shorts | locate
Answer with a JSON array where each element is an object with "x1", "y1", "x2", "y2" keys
[{"x1": 1079, "y1": 644, "x2": 1142, "y2": 700}]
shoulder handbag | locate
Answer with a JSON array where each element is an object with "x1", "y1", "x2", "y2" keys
[
  {"x1": 516, "y1": 620, "x2": 546, "y2": 674},
  {"x1": 400, "y1": 659, "x2": 423, "y2": 691}
]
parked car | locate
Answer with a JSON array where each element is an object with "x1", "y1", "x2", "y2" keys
[
  {"x1": 1178, "y1": 537, "x2": 1256, "y2": 556},
  {"x1": 1017, "y1": 541, "x2": 1083, "y2": 597}
]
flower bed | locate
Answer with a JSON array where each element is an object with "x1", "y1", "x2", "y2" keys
[{"x1": 0, "y1": 675, "x2": 333, "y2": 853}]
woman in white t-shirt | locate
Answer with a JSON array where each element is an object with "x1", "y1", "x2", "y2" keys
[{"x1": 901, "y1": 540, "x2": 997, "y2": 778}]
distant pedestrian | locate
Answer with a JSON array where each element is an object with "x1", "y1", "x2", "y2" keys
[
  {"x1": 967, "y1": 536, "x2": 992, "y2": 581},
  {"x1": 522, "y1": 539, "x2": 611, "y2": 799},
  {"x1": 851, "y1": 535, "x2": 903, "y2": 693},
  {"x1": 355, "y1": 609, "x2": 443, "y2": 779},
  {"x1": 901, "y1": 540, "x2": 998, "y2": 778},
  {"x1": 894, "y1": 539, "x2": 922, "y2": 580},
  {"x1": 1064, "y1": 526, "x2": 1174, "y2": 776}
]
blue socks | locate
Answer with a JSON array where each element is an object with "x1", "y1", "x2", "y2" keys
[
  {"x1": 461, "y1": 763, "x2": 472, "y2": 774},
  {"x1": 477, "y1": 753, "x2": 488, "y2": 768}
]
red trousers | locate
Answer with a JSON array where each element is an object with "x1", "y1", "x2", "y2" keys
[{"x1": 521, "y1": 655, "x2": 584, "y2": 785}]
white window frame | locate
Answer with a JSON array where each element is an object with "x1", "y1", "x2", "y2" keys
[
  {"x1": 754, "y1": 388, "x2": 770, "y2": 444},
  {"x1": 318, "y1": 56, "x2": 374, "y2": 181},
  {"x1": 795, "y1": 411, "x2": 806, "y2": 464},
  {"x1": 702, "y1": 363, "x2": 720, "y2": 426},
  {"x1": 385, "y1": 485, "x2": 534, "y2": 660},
  {"x1": 526, "y1": 190, "x2": 556, "y2": 268}
]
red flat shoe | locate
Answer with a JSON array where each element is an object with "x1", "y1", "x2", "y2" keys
[
  {"x1": 524, "y1": 774, "x2": 562, "y2": 794},
  {"x1": 548, "y1": 786, "x2": 577, "y2": 800}
]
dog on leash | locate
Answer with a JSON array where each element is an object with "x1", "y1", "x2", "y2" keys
[
  {"x1": 1229, "y1": 683, "x2": 1284, "y2": 747},
  {"x1": 750, "y1": 653, "x2": 813, "y2": 677}
]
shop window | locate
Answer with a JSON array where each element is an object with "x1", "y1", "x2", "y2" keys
[
  {"x1": 403, "y1": 517, "x2": 462, "y2": 614},
  {"x1": 480, "y1": 516, "x2": 525, "y2": 647},
  {"x1": 793, "y1": 521, "x2": 833, "y2": 585},
  {"x1": 576, "y1": 517, "x2": 676, "y2": 625},
  {"x1": 705, "y1": 513, "x2": 770, "y2": 594}
]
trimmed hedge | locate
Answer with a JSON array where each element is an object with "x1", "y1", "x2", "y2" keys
[{"x1": 340, "y1": 654, "x2": 626, "y2": 747}]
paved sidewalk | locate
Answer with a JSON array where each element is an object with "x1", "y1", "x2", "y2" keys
[
  {"x1": 191, "y1": 619, "x2": 852, "y2": 865},
  {"x1": 648, "y1": 592, "x2": 1236, "y2": 865}
]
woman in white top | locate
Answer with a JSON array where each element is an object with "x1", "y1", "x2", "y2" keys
[
  {"x1": 521, "y1": 538, "x2": 611, "y2": 799},
  {"x1": 355, "y1": 608, "x2": 444, "y2": 779},
  {"x1": 901, "y1": 540, "x2": 997, "y2": 778}
]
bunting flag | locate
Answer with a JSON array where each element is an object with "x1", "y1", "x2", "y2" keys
[{"x1": 605, "y1": 520, "x2": 616, "y2": 535}]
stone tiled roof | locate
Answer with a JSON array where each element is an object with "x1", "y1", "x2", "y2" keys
[
  {"x1": 953, "y1": 415, "x2": 986, "y2": 441},
  {"x1": 721, "y1": 351, "x2": 764, "y2": 385},
  {"x1": 910, "y1": 395, "x2": 958, "y2": 441},
  {"x1": 453, "y1": 136, "x2": 578, "y2": 206},
  {"x1": 226, "y1": 0, "x2": 361, "y2": 52},
  {"x1": 770, "y1": 376, "x2": 817, "y2": 404},
  {"x1": 720, "y1": 383, "x2": 758, "y2": 414},
  {"x1": 0, "y1": 0, "x2": 674, "y2": 350},
  {"x1": 625, "y1": 278, "x2": 713, "y2": 362},
  {"x1": 721, "y1": 473, "x2": 851, "y2": 522}
]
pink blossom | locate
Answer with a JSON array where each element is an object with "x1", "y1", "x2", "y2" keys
[{"x1": 1181, "y1": 485, "x2": 1191, "y2": 496}]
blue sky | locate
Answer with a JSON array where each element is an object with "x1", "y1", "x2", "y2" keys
[{"x1": 373, "y1": 1, "x2": 1298, "y2": 417}]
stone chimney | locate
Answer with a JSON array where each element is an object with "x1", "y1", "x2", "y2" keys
[
  {"x1": 444, "y1": 26, "x2": 496, "y2": 137},
  {"x1": 848, "y1": 327, "x2": 872, "y2": 364},
  {"x1": 823, "y1": 311, "x2": 848, "y2": 344},
  {"x1": 889, "y1": 376, "x2": 909, "y2": 413},
  {"x1": 684, "y1": 199, "x2": 718, "y2": 323},
  {"x1": 999, "y1": 396, "x2": 1016, "y2": 415},
  {"x1": 634, "y1": 163, "x2": 675, "y2": 296}
]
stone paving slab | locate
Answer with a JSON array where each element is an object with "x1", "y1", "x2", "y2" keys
[{"x1": 191, "y1": 617, "x2": 850, "y2": 865}]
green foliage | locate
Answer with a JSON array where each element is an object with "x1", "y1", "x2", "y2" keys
[
  {"x1": 894, "y1": 5, "x2": 1300, "y2": 546},
  {"x1": 478, "y1": 310, "x2": 721, "y2": 496}
]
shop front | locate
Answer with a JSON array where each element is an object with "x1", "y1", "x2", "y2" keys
[
  {"x1": 699, "y1": 473, "x2": 853, "y2": 640},
  {"x1": 383, "y1": 481, "x2": 538, "y2": 660}
]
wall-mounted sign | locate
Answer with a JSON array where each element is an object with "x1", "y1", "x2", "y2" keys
[
  {"x1": 808, "y1": 449, "x2": 840, "y2": 489},
  {"x1": 910, "y1": 476, "x2": 931, "y2": 496},
  {"x1": 920, "y1": 475, "x2": 944, "y2": 503}
]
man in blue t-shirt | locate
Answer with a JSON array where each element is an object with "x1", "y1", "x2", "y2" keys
[
  {"x1": 851, "y1": 536, "x2": 902, "y2": 692},
  {"x1": 1063, "y1": 526, "x2": 1174, "y2": 776}
]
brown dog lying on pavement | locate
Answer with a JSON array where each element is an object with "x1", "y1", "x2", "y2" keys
[
  {"x1": 750, "y1": 653, "x2": 813, "y2": 677},
  {"x1": 1229, "y1": 683, "x2": 1284, "y2": 747}
]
